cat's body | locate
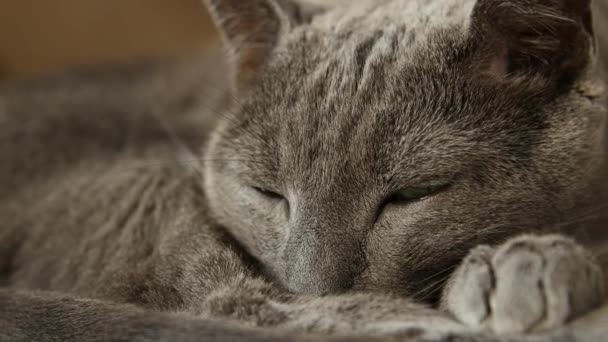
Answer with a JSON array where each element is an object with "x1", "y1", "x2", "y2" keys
[{"x1": 1, "y1": 0, "x2": 608, "y2": 341}]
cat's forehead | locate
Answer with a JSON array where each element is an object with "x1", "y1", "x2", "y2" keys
[
  {"x1": 263, "y1": 0, "x2": 476, "y2": 104},
  {"x1": 310, "y1": 0, "x2": 474, "y2": 34},
  {"x1": 234, "y1": 0, "x2": 549, "y2": 178},
  {"x1": 283, "y1": 0, "x2": 472, "y2": 61},
  {"x1": 253, "y1": 5, "x2": 473, "y2": 124}
]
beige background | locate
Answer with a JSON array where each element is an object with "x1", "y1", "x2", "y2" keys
[
  {"x1": 0, "y1": 1, "x2": 604, "y2": 80},
  {"x1": 0, "y1": 0, "x2": 219, "y2": 80}
]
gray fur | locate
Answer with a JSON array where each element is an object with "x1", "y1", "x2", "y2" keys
[{"x1": 0, "y1": 0, "x2": 607, "y2": 341}]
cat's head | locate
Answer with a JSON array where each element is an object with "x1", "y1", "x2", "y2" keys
[{"x1": 202, "y1": 0, "x2": 606, "y2": 299}]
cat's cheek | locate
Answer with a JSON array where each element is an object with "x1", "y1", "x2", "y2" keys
[
  {"x1": 203, "y1": 175, "x2": 269, "y2": 255},
  {"x1": 226, "y1": 186, "x2": 289, "y2": 260}
]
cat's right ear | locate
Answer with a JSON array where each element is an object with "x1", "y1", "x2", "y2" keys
[
  {"x1": 203, "y1": 0, "x2": 323, "y2": 92},
  {"x1": 468, "y1": 0, "x2": 594, "y2": 85}
]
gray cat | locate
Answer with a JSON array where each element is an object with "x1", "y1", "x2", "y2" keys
[{"x1": 1, "y1": 0, "x2": 607, "y2": 341}]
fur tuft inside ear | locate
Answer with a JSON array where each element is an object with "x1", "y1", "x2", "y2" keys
[{"x1": 469, "y1": 0, "x2": 594, "y2": 82}]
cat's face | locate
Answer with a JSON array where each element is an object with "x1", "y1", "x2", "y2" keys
[{"x1": 203, "y1": 0, "x2": 606, "y2": 298}]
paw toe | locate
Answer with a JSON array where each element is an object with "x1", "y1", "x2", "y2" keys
[
  {"x1": 490, "y1": 247, "x2": 546, "y2": 334},
  {"x1": 441, "y1": 245, "x2": 494, "y2": 328}
]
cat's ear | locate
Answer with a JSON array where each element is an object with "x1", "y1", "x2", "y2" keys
[
  {"x1": 469, "y1": 0, "x2": 594, "y2": 83},
  {"x1": 204, "y1": 0, "x2": 323, "y2": 91}
]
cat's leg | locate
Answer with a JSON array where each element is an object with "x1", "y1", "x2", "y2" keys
[
  {"x1": 441, "y1": 234, "x2": 606, "y2": 334},
  {"x1": 0, "y1": 238, "x2": 577, "y2": 342},
  {"x1": 158, "y1": 244, "x2": 464, "y2": 337},
  {"x1": 0, "y1": 288, "x2": 503, "y2": 342},
  {"x1": 199, "y1": 275, "x2": 468, "y2": 337},
  {"x1": 0, "y1": 287, "x2": 588, "y2": 342},
  {"x1": 0, "y1": 288, "x2": 310, "y2": 342}
]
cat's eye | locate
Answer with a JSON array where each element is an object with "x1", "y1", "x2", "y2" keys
[
  {"x1": 386, "y1": 183, "x2": 450, "y2": 204},
  {"x1": 251, "y1": 186, "x2": 290, "y2": 218},
  {"x1": 252, "y1": 186, "x2": 285, "y2": 202}
]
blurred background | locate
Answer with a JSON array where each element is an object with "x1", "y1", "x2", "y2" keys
[
  {"x1": 0, "y1": 0, "x2": 219, "y2": 80},
  {"x1": 0, "y1": 0, "x2": 605, "y2": 81}
]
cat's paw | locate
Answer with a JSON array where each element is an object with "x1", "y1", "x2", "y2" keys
[{"x1": 441, "y1": 234, "x2": 605, "y2": 335}]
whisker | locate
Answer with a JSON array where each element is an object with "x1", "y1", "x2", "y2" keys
[
  {"x1": 410, "y1": 274, "x2": 452, "y2": 303},
  {"x1": 410, "y1": 264, "x2": 458, "y2": 287},
  {"x1": 415, "y1": 281, "x2": 450, "y2": 303}
]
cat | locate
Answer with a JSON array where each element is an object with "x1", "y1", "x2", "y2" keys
[{"x1": 1, "y1": 0, "x2": 607, "y2": 341}]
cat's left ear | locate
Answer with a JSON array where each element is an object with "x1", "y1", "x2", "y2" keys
[
  {"x1": 469, "y1": 0, "x2": 595, "y2": 83},
  {"x1": 204, "y1": 0, "x2": 323, "y2": 91}
]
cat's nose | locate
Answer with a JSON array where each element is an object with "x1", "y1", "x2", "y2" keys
[
  {"x1": 285, "y1": 254, "x2": 355, "y2": 296},
  {"x1": 283, "y1": 230, "x2": 363, "y2": 296}
]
